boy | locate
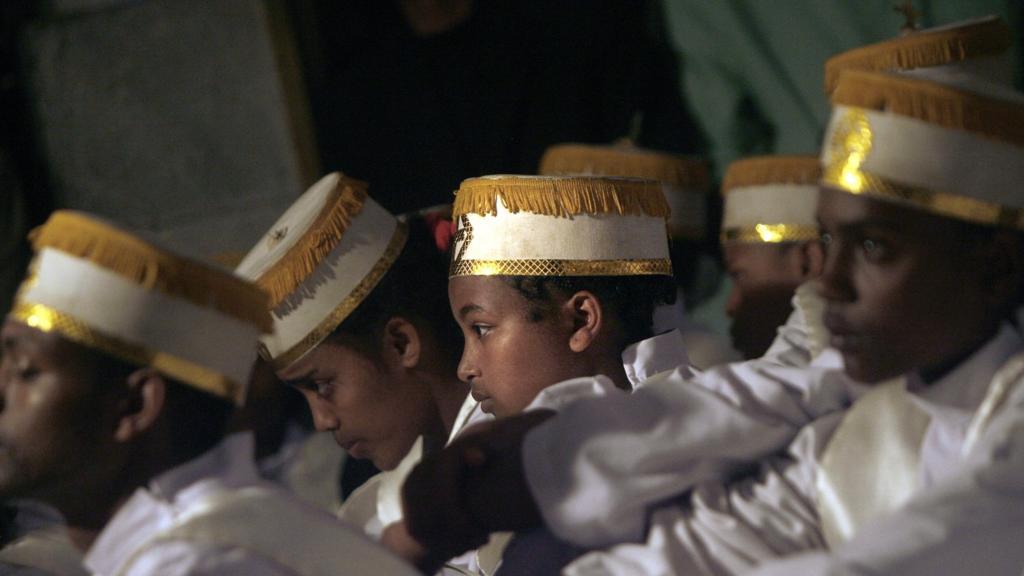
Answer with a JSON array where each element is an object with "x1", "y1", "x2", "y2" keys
[
  {"x1": 404, "y1": 69, "x2": 1024, "y2": 574},
  {"x1": 539, "y1": 142, "x2": 739, "y2": 368},
  {"x1": 0, "y1": 210, "x2": 415, "y2": 575},
  {"x1": 719, "y1": 155, "x2": 823, "y2": 358},
  {"x1": 234, "y1": 173, "x2": 476, "y2": 538}
]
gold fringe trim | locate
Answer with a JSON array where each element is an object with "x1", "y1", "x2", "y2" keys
[
  {"x1": 721, "y1": 224, "x2": 820, "y2": 244},
  {"x1": 823, "y1": 107, "x2": 1024, "y2": 229},
  {"x1": 256, "y1": 175, "x2": 370, "y2": 308},
  {"x1": 539, "y1": 143, "x2": 710, "y2": 189},
  {"x1": 824, "y1": 16, "x2": 1011, "y2": 94},
  {"x1": 11, "y1": 301, "x2": 245, "y2": 405},
  {"x1": 449, "y1": 258, "x2": 672, "y2": 278},
  {"x1": 721, "y1": 155, "x2": 821, "y2": 193},
  {"x1": 268, "y1": 222, "x2": 408, "y2": 370},
  {"x1": 831, "y1": 69, "x2": 1024, "y2": 146},
  {"x1": 453, "y1": 176, "x2": 670, "y2": 219},
  {"x1": 30, "y1": 211, "x2": 272, "y2": 333}
]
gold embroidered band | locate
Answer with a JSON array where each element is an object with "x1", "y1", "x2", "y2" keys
[
  {"x1": 268, "y1": 222, "x2": 409, "y2": 370},
  {"x1": 10, "y1": 301, "x2": 243, "y2": 403},
  {"x1": 721, "y1": 224, "x2": 820, "y2": 244},
  {"x1": 823, "y1": 107, "x2": 1024, "y2": 229},
  {"x1": 449, "y1": 258, "x2": 672, "y2": 278}
]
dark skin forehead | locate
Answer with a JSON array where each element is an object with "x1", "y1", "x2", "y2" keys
[
  {"x1": 817, "y1": 188, "x2": 953, "y2": 241},
  {"x1": 1, "y1": 320, "x2": 93, "y2": 373}
]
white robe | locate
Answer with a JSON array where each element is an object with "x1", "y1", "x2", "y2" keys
[
  {"x1": 565, "y1": 324, "x2": 1024, "y2": 576},
  {"x1": 521, "y1": 284, "x2": 847, "y2": 549},
  {"x1": 0, "y1": 501, "x2": 86, "y2": 576},
  {"x1": 85, "y1": 433, "x2": 415, "y2": 576}
]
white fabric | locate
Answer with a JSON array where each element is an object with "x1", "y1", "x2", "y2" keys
[
  {"x1": 652, "y1": 291, "x2": 741, "y2": 370},
  {"x1": 458, "y1": 196, "x2": 669, "y2": 263},
  {"x1": 899, "y1": 52, "x2": 1016, "y2": 96},
  {"x1": 0, "y1": 501, "x2": 86, "y2": 576},
  {"x1": 567, "y1": 324, "x2": 1024, "y2": 576},
  {"x1": 233, "y1": 174, "x2": 339, "y2": 280},
  {"x1": 24, "y1": 249, "x2": 260, "y2": 395},
  {"x1": 85, "y1": 433, "x2": 413, "y2": 576},
  {"x1": 235, "y1": 190, "x2": 399, "y2": 365},
  {"x1": 521, "y1": 284, "x2": 853, "y2": 548},
  {"x1": 256, "y1": 427, "x2": 345, "y2": 512},
  {"x1": 822, "y1": 105, "x2": 1024, "y2": 210},
  {"x1": 722, "y1": 184, "x2": 819, "y2": 230}
]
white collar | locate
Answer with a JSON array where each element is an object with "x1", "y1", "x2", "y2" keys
[
  {"x1": 620, "y1": 329, "x2": 691, "y2": 388},
  {"x1": 85, "y1": 433, "x2": 260, "y2": 576},
  {"x1": 909, "y1": 323, "x2": 1024, "y2": 419}
]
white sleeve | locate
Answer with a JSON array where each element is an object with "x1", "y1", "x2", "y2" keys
[
  {"x1": 562, "y1": 413, "x2": 841, "y2": 576},
  {"x1": 748, "y1": 380, "x2": 1024, "y2": 576},
  {"x1": 121, "y1": 542, "x2": 291, "y2": 576},
  {"x1": 522, "y1": 347, "x2": 852, "y2": 548}
]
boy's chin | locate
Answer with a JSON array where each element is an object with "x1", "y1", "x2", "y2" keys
[{"x1": 840, "y1": 352, "x2": 902, "y2": 385}]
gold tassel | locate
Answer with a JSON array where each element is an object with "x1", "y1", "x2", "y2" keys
[
  {"x1": 31, "y1": 212, "x2": 273, "y2": 332},
  {"x1": 824, "y1": 17, "x2": 1011, "y2": 94},
  {"x1": 832, "y1": 69, "x2": 1024, "y2": 146},
  {"x1": 722, "y1": 155, "x2": 821, "y2": 194},
  {"x1": 453, "y1": 176, "x2": 670, "y2": 219},
  {"x1": 255, "y1": 176, "x2": 369, "y2": 308},
  {"x1": 539, "y1": 143, "x2": 710, "y2": 189}
]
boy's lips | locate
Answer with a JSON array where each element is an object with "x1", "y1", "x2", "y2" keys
[
  {"x1": 470, "y1": 388, "x2": 495, "y2": 413},
  {"x1": 824, "y1": 311, "x2": 861, "y2": 352}
]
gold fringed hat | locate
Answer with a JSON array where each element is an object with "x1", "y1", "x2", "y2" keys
[
  {"x1": 449, "y1": 175, "x2": 672, "y2": 278},
  {"x1": 822, "y1": 69, "x2": 1024, "y2": 228},
  {"x1": 720, "y1": 156, "x2": 821, "y2": 244},
  {"x1": 538, "y1": 142, "x2": 710, "y2": 240},
  {"x1": 824, "y1": 16, "x2": 1013, "y2": 95},
  {"x1": 235, "y1": 172, "x2": 407, "y2": 370},
  {"x1": 10, "y1": 211, "x2": 271, "y2": 405}
]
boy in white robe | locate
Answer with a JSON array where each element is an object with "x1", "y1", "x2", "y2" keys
[
  {"x1": 398, "y1": 19, "x2": 1024, "y2": 575},
  {"x1": 0, "y1": 211, "x2": 416, "y2": 576}
]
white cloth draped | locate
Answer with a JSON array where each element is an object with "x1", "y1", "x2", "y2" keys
[
  {"x1": 85, "y1": 433, "x2": 414, "y2": 576},
  {"x1": 564, "y1": 324, "x2": 1024, "y2": 575},
  {"x1": 522, "y1": 284, "x2": 850, "y2": 549}
]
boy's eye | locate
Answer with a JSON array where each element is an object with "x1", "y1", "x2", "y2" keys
[
  {"x1": 472, "y1": 324, "x2": 493, "y2": 337},
  {"x1": 314, "y1": 380, "x2": 334, "y2": 399},
  {"x1": 860, "y1": 237, "x2": 888, "y2": 260},
  {"x1": 819, "y1": 232, "x2": 833, "y2": 249}
]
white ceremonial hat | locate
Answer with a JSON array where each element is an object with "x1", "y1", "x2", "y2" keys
[
  {"x1": 720, "y1": 156, "x2": 821, "y2": 244},
  {"x1": 824, "y1": 15, "x2": 1014, "y2": 96},
  {"x1": 9, "y1": 211, "x2": 271, "y2": 405},
  {"x1": 235, "y1": 172, "x2": 407, "y2": 370},
  {"x1": 822, "y1": 69, "x2": 1024, "y2": 228},
  {"x1": 538, "y1": 142, "x2": 710, "y2": 240},
  {"x1": 449, "y1": 174, "x2": 672, "y2": 278}
]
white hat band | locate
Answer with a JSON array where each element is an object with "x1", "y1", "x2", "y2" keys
[
  {"x1": 16, "y1": 248, "x2": 260, "y2": 403},
  {"x1": 262, "y1": 197, "x2": 405, "y2": 368},
  {"x1": 451, "y1": 197, "x2": 670, "y2": 277},
  {"x1": 721, "y1": 184, "x2": 820, "y2": 243},
  {"x1": 822, "y1": 105, "x2": 1024, "y2": 224}
]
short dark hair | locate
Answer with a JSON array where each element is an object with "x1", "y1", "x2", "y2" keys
[
  {"x1": 329, "y1": 215, "x2": 462, "y2": 367},
  {"x1": 503, "y1": 274, "x2": 677, "y2": 348}
]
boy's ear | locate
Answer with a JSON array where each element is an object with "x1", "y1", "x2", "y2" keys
[
  {"x1": 382, "y1": 316, "x2": 422, "y2": 369},
  {"x1": 113, "y1": 368, "x2": 167, "y2": 443},
  {"x1": 565, "y1": 291, "x2": 603, "y2": 353}
]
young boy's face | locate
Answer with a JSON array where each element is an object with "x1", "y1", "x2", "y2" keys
[
  {"x1": 724, "y1": 242, "x2": 811, "y2": 359},
  {"x1": 449, "y1": 276, "x2": 583, "y2": 418},
  {"x1": 0, "y1": 319, "x2": 110, "y2": 505},
  {"x1": 278, "y1": 335, "x2": 436, "y2": 471},
  {"x1": 817, "y1": 188, "x2": 997, "y2": 383}
]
